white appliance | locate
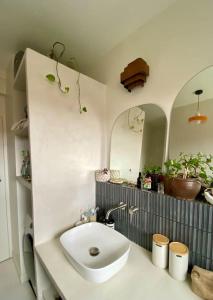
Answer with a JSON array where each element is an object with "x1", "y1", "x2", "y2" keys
[{"x1": 23, "y1": 214, "x2": 36, "y2": 294}]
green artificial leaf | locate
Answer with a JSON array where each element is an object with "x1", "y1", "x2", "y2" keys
[
  {"x1": 46, "y1": 74, "x2": 55, "y2": 82},
  {"x1": 64, "y1": 86, "x2": 70, "y2": 93},
  {"x1": 80, "y1": 106, "x2": 87, "y2": 113}
]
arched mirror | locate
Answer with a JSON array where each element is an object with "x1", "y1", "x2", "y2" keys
[
  {"x1": 110, "y1": 104, "x2": 167, "y2": 182},
  {"x1": 169, "y1": 66, "x2": 213, "y2": 158},
  {"x1": 168, "y1": 66, "x2": 213, "y2": 202}
]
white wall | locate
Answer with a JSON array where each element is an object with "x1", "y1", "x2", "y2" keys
[
  {"x1": 87, "y1": 0, "x2": 213, "y2": 164},
  {"x1": 0, "y1": 73, "x2": 6, "y2": 95},
  {"x1": 169, "y1": 99, "x2": 213, "y2": 158},
  {"x1": 25, "y1": 49, "x2": 106, "y2": 245},
  {"x1": 0, "y1": 79, "x2": 12, "y2": 259}
]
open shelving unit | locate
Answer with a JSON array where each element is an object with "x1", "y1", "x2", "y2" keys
[
  {"x1": 16, "y1": 176, "x2": 32, "y2": 190},
  {"x1": 9, "y1": 52, "x2": 36, "y2": 292},
  {"x1": 11, "y1": 121, "x2": 29, "y2": 137},
  {"x1": 13, "y1": 54, "x2": 26, "y2": 91}
]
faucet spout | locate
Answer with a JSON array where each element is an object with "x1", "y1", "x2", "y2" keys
[{"x1": 105, "y1": 202, "x2": 127, "y2": 220}]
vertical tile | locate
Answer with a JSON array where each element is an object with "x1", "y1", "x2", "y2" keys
[
  {"x1": 207, "y1": 205, "x2": 213, "y2": 233},
  {"x1": 96, "y1": 182, "x2": 213, "y2": 271}
]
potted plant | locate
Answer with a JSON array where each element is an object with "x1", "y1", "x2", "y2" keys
[
  {"x1": 164, "y1": 152, "x2": 213, "y2": 201},
  {"x1": 163, "y1": 158, "x2": 181, "y2": 195},
  {"x1": 143, "y1": 166, "x2": 162, "y2": 191}
]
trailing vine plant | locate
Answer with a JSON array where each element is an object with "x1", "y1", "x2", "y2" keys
[
  {"x1": 46, "y1": 42, "x2": 87, "y2": 113},
  {"x1": 69, "y1": 56, "x2": 87, "y2": 113},
  {"x1": 76, "y1": 72, "x2": 87, "y2": 113},
  {"x1": 46, "y1": 42, "x2": 70, "y2": 94}
]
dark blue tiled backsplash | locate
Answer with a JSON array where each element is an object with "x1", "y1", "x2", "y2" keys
[{"x1": 96, "y1": 182, "x2": 213, "y2": 271}]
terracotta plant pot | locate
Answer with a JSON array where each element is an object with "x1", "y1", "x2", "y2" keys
[
  {"x1": 162, "y1": 175, "x2": 173, "y2": 196},
  {"x1": 169, "y1": 177, "x2": 201, "y2": 201}
]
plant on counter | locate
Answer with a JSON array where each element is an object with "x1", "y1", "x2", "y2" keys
[
  {"x1": 165, "y1": 152, "x2": 213, "y2": 185},
  {"x1": 164, "y1": 152, "x2": 213, "y2": 201},
  {"x1": 143, "y1": 165, "x2": 162, "y2": 175},
  {"x1": 143, "y1": 165, "x2": 162, "y2": 192},
  {"x1": 164, "y1": 159, "x2": 182, "y2": 177}
]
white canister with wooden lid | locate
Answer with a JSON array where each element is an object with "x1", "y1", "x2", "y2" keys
[
  {"x1": 152, "y1": 234, "x2": 169, "y2": 269},
  {"x1": 169, "y1": 242, "x2": 189, "y2": 281}
]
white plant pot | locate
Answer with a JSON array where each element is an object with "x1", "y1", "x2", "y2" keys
[
  {"x1": 95, "y1": 170, "x2": 110, "y2": 182},
  {"x1": 204, "y1": 188, "x2": 213, "y2": 205}
]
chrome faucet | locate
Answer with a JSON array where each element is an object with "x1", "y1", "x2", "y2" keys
[{"x1": 105, "y1": 202, "x2": 127, "y2": 220}]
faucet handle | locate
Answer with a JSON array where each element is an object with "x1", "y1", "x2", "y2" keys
[
  {"x1": 129, "y1": 206, "x2": 139, "y2": 223},
  {"x1": 129, "y1": 206, "x2": 139, "y2": 215}
]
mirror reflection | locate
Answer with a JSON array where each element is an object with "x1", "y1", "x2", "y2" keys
[
  {"x1": 110, "y1": 104, "x2": 167, "y2": 182},
  {"x1": 169, "y1": 66, "x2": 213, "y2": 158}
]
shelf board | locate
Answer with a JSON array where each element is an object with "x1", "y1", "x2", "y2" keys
[
  {"x1": 13, "y1": 125, "x2": 28, "y2": 137},
  {"x1": 11, "y1": 120, "x2": 29, "y2": 137},
  {"x1": 16, "y1": 176, "x2": 32, "y2": 190},
  {"x1": 43, "y1": 288, "x2": 59, "y2": 300},
  {"x1": 13, "y1": 53, "x2": 26, "y2": 91}
]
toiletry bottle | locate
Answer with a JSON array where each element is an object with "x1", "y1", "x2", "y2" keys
[
  {"x1": 105, "y1": 218, "x2": 115, "y2": 229},
  {"x1": 143, "y1": 176, "x2": 152, "y2": 190},
  {"x1": 137, "y1": 172, "x2": 142, "y2": 189}
]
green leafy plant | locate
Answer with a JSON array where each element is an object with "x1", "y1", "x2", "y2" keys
[
  {"x1": 143, "y1": 166, "x2": 162, "y2": 175},
  {"x1": 164, "y1": 159, "x2": 182, "y2": 177},
  {"x1": 164, "y1": 152, "x2": 213, "y2": 185}
]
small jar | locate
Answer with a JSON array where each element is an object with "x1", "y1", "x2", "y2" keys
[
  {"x1": 105, "y1": 219, "x2": 115, "y2": 230},
  {"x1": 143, "y1": 177, "x2": 152, "y2": 190},
  {"x1": 169, "y1": 242, "x2": 189, "y2": 281},
  {"x1": 152, "y1": 234, "x2": 169, "y2": 269}
]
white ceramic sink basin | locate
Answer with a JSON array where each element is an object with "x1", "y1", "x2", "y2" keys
[{"x1": 60, "y1": 222, "x2": 130, "y2": 283}]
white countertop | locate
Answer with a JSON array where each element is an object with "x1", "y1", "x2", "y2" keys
[{"x1": 36, "y1": 239, "x2": 200, "y2": 300}]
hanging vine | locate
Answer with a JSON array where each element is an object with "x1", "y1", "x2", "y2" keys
[
  {"x1": 76, "y1": 72, "x2": 87, "y2": 113},
  {"x1": 46, "y1": 42, "x2": 87, "y2": 113},
  {"x1": 46, "y1": 42, "x2": 70, "y2": 94}
]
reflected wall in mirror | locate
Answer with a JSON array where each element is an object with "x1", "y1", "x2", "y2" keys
[
  {"x1": 169, "y1": 66, "x2": 213, "y2": 158},
  {"x1": 110, "y1": 104, "x2": 167, "y2": 182}
]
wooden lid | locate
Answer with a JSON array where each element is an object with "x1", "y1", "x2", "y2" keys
[
  {"x1": 169, "y1": 242, "x2": 188, "y2": 255},
  {"x1": 153, "y1": 234, "x2": 169, "y2": 245}
]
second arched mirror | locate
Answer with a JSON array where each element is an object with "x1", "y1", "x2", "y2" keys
[
  {"x1": 167, "y1": 66, "x2": 213, "y2": 201},
  {"x1": 110, "y1": 104, "x2": 167, "y2": 183}
]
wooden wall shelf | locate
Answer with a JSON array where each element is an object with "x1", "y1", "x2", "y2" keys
[{"x1": 120, "y1": 58, "x2": 149, "y2": 92}]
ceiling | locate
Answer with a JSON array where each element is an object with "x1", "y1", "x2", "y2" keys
[
  {"x1": 0, "y1": 0, "x2": 177, "y2": 75},
  {"x1": 174, "y1": 66, "x2": 213, "y2": 108}
]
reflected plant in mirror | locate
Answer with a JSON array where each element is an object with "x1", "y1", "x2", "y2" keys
[{"x1": 110, "y1": 104, "x2": 167, "y2": 182}]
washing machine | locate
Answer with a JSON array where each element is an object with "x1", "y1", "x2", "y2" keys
[{"x1": 23, "y1": 214, "x2": 36, "y2": 295}]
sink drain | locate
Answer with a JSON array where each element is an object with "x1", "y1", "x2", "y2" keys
[{"x1": 89, "y1": 247, "x2": 100, "y2": 257}]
